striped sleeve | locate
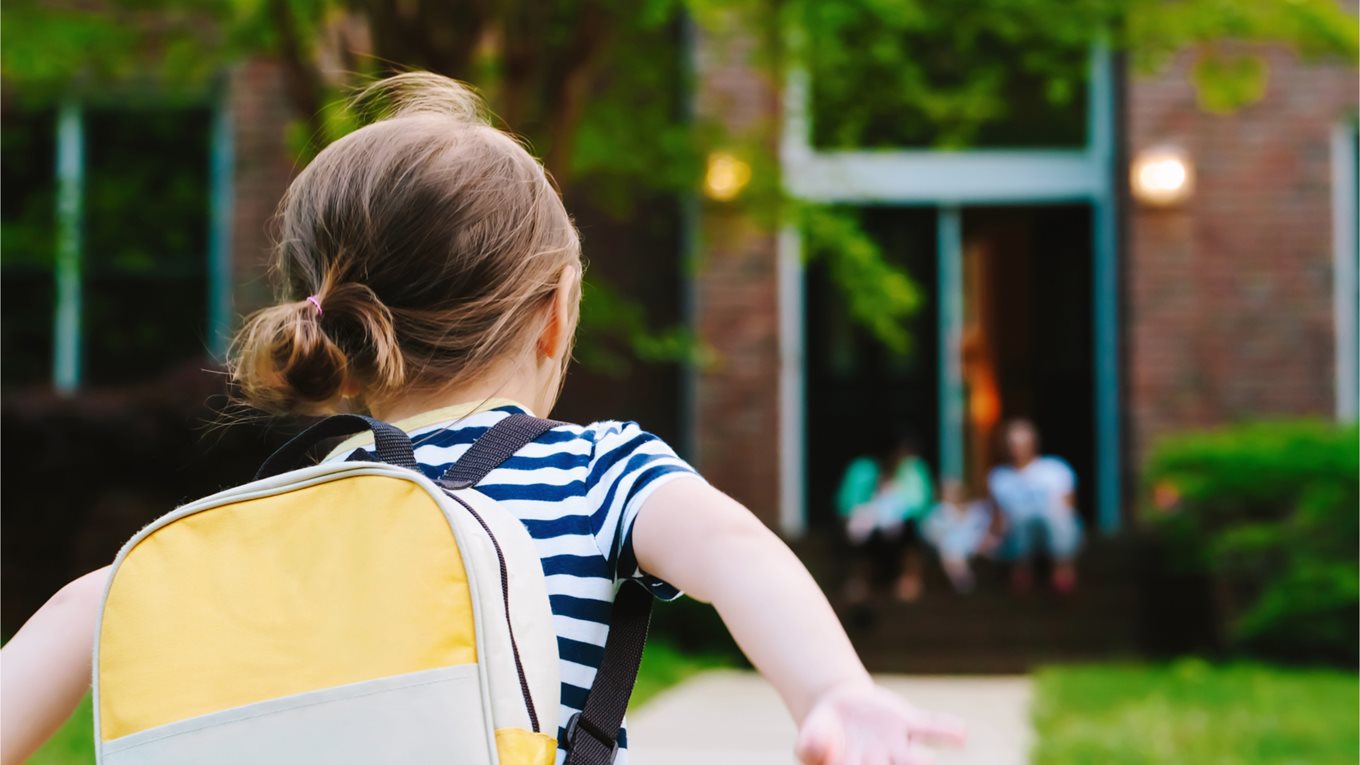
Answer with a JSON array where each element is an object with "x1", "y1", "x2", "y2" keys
[{"x1": 583, "y1": 421, "x2": 701, "y2": 600}]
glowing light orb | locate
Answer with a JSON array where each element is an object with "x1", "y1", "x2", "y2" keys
[
  {"x1": 1131, "y1": 145, "x2": 1194, "y2": 207},
  {"x1": 704, "y1": 152, "x2": 752, "y2": 202}
]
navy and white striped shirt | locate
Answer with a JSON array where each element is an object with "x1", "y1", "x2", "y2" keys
[{"x1": 328, "y1": 400, "x2": 699, "y2": 762}]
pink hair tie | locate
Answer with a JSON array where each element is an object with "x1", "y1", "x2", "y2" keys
[{"x1": 305, "y1": 295, "x2": 324, "y2": 316}]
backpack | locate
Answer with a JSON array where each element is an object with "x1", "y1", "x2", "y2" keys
[{"x1": 92, "y1": 413, "x2": 651, "y2": 765}]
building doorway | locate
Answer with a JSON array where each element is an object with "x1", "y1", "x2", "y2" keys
[
  {"x1": 961, "y1": 205, "x2": 1095, "y2": 519},
  {"x1": 804, "y1": 204, "x2": 1097, "y2": 527},
  {"x1": 781, "y1": 47, "x2": 1119, "y2": 536}
]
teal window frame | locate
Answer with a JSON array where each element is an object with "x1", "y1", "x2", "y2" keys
[{"x1": 47, "y1": 89, "x2": 234, "y2": 394}]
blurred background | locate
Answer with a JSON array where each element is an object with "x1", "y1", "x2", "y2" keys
[{"x1": 2, "y1": 1, "x2": 1357, "y2": 763}]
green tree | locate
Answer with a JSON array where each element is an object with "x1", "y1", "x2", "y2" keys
[
  {"x1": 4, "y1": 0, "x2": 1356, "y2": 360},
  {"x1": 793, "y1": 0, "x2": 1358, "y2": 150}
]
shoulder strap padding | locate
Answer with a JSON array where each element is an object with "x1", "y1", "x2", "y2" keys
[
  {"x1": 440, "y1": 413, "x2": 562, "y2": 488},
  {"x1": 564, "y1": 582, "x2": 652, "y2": 765}
]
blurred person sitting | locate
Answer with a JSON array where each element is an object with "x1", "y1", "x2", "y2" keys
[
  {"x1": 922, "y1": 479, "x2": 1000, "y2": 594},
  {"x1": 988, "y1": 419, "x2": 1082, "y2": 593},
  {"x1": 835, "y1": 433, "x2": 934, "y2": 603}
]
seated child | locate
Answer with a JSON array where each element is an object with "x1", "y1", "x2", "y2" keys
[
  {"x1": 922, "y1": 480, "x2": 997, "y2": 593},
  {"x1": 836, "y1": 438, "x2": 933, "y2": 602}
]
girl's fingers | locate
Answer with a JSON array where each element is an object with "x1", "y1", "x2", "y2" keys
[
  {"x1": 795, "y1": 732, "x2": 832, "y2": 765},
  {"x1": 907, "y1": 709, "x2": 968, "y2": 746},
  {"x1": 796, "y1": 707, "x2": 845, "y2": 765},
  {"x1": 887, "y1": 736, "x2": 917, "y2": 765}
]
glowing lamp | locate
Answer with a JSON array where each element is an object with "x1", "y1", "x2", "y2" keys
[
  {"x1": 703, "y1": 151, "x2": 751, "y2": 202},
  {"x1": 1131, "y1": 145, "x2": 1194, "y2": 207}
]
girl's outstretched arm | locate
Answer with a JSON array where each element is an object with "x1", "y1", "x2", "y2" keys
[
  {"x1": 633, "y1": 480, "x2": 965, "y2": 765},
  {"x1": 1, "y1": 566, "x2": 108, "y2": 765}
]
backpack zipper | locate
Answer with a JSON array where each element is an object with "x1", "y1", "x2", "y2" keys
[{"x1": 440, "y1": 485, "x2": 541, "y2": 734}]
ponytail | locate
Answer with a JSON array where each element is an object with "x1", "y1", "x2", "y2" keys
[{"x1": 229, "y1": 271, "x2": 406, "y2": 414}]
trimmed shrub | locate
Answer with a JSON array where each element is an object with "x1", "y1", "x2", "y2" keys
[
  {"x1": 0, "y1": 362, "x2": 292, "y2": 633},
  {"x1": 1143, "y1": 420, "x2": 1358, "y2": 665}
]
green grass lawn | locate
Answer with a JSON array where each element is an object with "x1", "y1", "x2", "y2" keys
[
  {"x1": 1033, "y1": 660, "x2": 1360, "y2": 765},
  {"x1": 26, "y1": 695, "x2": 92, "y2": 765},
  {"x1": 26, "y1": 640, "x2": 729, "y2": 764},
  {"x1": 630, "y1": 639, "x2": 736, "y2": 710}
]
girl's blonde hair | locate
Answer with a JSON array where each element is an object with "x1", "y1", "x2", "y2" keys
[{"x1": 229, "y1": 73, "x2": 582, "y2": 414}]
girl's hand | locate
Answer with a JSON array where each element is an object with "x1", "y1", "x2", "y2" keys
[{"x1": 795, "y1": 680, "x2": 966, "y2": 765}]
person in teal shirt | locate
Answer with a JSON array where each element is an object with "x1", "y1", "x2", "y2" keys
[
  {"x1": 836, "y1": 455, "x2": 882, "y2": 523},
  {"x1": 836, "y1": 433, "x2": 935, "y2": 602}
]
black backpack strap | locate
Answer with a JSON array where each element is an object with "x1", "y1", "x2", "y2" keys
[
  {"x1": 439, "y1": 413, "x2": 563, "y2": 488},
  {"x1": 443, "y1": 412, "x2": 655, "y2": 764},
  {"x1": 257, "y1": 414, "x2": 417, "y2": 480},
  {"x1": 564, "y1": 582, "x2": 652, "y2": 765}
]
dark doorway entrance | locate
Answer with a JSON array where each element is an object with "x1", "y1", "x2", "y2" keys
[
  {"x1": 804, "y1": 204, "x2": 1096, "y2": 529},
  {"x1": 962, "y1": 205, "x2": 1096, "y2": 521},
  {"x1": 804, "y1": 207, "x2": 939, "y2": 528}
]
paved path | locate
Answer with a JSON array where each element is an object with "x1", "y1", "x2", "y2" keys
[{"x1": 628, "y1": 671, "x2": 1032, "y2": 765}]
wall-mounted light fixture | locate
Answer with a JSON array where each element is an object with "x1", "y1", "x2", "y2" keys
[
  {"x1": 703, "y1": 151, "x2": 751, "y2": 202},
  {"x1": 1130, "y1": 144, "x2": 1194, "y2": 207}
]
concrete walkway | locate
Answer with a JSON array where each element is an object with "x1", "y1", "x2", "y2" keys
[{"x1": 628, "y1": 671, "x2": 1033, "y2": 765}]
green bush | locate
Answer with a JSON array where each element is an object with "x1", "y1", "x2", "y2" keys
[{"x1": 1142, "y1": 420, "x2": 1358, "y2": 665}]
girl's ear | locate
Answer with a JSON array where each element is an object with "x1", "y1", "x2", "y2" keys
[{"x1": 538, "y1": 265, "x2": 580, "y2": 361}]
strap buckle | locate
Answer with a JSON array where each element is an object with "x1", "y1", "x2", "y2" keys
[{"x1": 565, "y1": 712, "x2": 619, "y2": 763}]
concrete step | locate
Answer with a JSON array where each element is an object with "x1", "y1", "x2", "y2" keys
[{"x1": 798, "y1": 536, "x2": 1148, "y2": 673}]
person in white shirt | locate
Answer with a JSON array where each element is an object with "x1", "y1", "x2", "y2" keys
[
  {"x1": 922, "y1": 480, "x2": 1001, "y2": 593},
  {"x1": 987, "y1": 419, "x2": 1082, "y2": 593}
]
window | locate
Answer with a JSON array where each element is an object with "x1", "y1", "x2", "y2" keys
[
  {"x1": 1, "y1": 108, "x2": 58, "y2": 387},
  {"x1": 83, "y1": 107, "x2": 212, "y2": 386},
  {"x1": 804, "y1": 5, "x2": 1089, "y2": 150},
  {"x1": 1, "y1": 101, "x2": 215, "y2": 390}
]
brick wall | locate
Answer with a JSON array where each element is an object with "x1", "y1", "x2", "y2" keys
[
  {"x1": 1126, "y1": 47, "x2": 1358, "y2": 463},
  {"x1": 692, "y1": 22, "x2": 785, "y2": 527},
  {"x1": 228, "y1": 58, "x2": 299, "y2": 314}
]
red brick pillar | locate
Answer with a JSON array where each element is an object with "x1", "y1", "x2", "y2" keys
[
  {"x1": 228, "y1": 58, "x2": 299, "y2": 315},
  {"x1": 692, "y1": 21, "x2": 784, "y2": 527}
]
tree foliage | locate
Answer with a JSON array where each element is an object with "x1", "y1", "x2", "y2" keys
[
  {"x1": 3, "y1": 0, "x2": 1356, "y2": 361},
  {"x1": 790, "y1": 0, "x2": 1358, "y2": 150}
]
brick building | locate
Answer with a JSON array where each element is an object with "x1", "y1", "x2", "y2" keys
[
  {"x1": 690, "y1": 36, "x2": 1358, "y2": 538},
  {"x1": 4, "y1": 28, "x2": 1355, "y2": 543}
]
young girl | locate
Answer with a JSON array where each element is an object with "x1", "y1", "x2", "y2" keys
[
  {"x1": 1, "y1": 73, "x2": 964, "y2": 765},
  {"x1": 922, "y1": 480, "x2": 999, "y2": 593}
]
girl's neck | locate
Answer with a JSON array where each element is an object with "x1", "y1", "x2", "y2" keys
[{"x1": 370, "y1": 358, "x2": 554, "y2": 423}]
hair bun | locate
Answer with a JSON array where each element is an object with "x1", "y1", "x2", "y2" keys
[
  {"x1": 230, "y1": 279, "x2": 407, "y2": 415},
  {"x1": 230, "y1": 300, "x2": 349, "y2": 413}
]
